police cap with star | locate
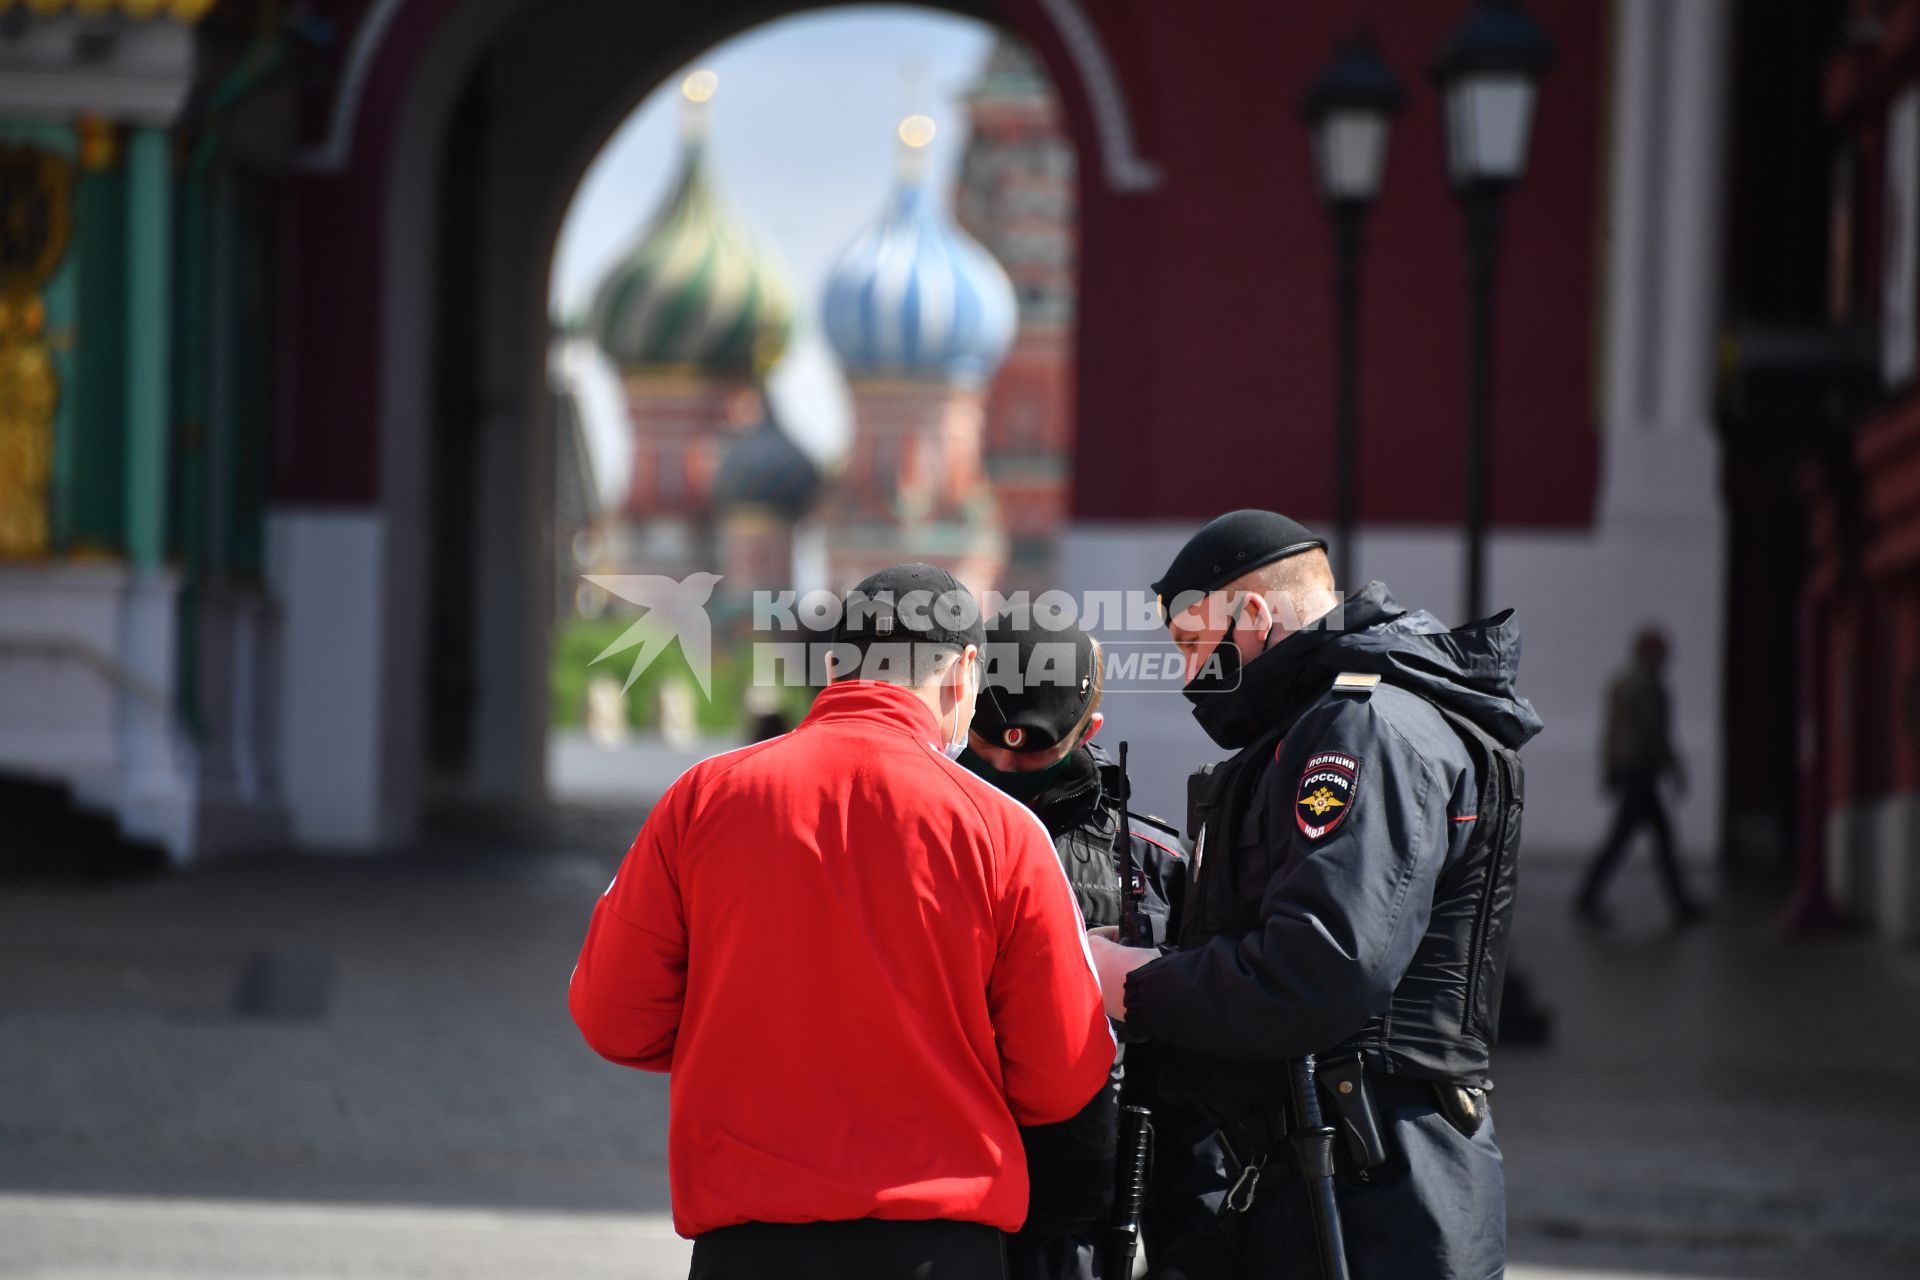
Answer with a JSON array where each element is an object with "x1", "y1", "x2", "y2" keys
[
  {"x1": 831, "y1": 562, "x2": 986, "y2": 653},
  {"x1": 971, "y1": 610, "x2": 1097, "y2": 753},
  {"x1": 1151, "y1": 509, "x2": 1329, "y2": 618}
]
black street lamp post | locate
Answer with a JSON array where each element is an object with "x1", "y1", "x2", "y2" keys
[
  {"x1": 1458, "y1": 187, "x2": 1502, "y2": 624},
  {"x1": 1428, "y1": 0, "x2": 1558, "y2": 1052},
  {"x1": 1302, "y1": 30, "x2": 1403, "y2": 590},
  {"x1": 1430, "y1": 0, "x2": 1554, "y2": 622}
]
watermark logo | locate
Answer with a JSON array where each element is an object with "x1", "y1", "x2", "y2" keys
[
  {"x1": 579, "y1": 576, "x2": 1346, "y2": 696},
  {"x1": 583, "y1": 573, "x2": 722, "y2": 695}
]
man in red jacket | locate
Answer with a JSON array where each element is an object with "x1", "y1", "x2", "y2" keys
[{"x1": 570, "y1": 564, "x2": 1115, "y2": 1280}]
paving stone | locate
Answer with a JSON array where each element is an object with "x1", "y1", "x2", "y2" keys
[{"x1": 0, "y1": 811, "x2": 1914, "y2": 1278}]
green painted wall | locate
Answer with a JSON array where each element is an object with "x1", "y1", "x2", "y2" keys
[
  {"x1": 64, "y1": 156, "x2": 129, "y2": 553},
  {"x1": 123, "y1": 127, "x2": 171, "y2": 573}
]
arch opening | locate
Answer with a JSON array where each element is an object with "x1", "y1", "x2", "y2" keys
[{"x1": 381, "y1": 2, "x2": 1093, "y2": 821}]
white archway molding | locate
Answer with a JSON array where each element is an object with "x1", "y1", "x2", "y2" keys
[
  {"x1": 279, "y1": 0, "x2": 1143, "y2": 843},
  {"x1": 1033, "y1": 0, "x2": 1162, "y2": 191},
  {"x1": 298, "y1": 0, "x2": 407, "y2": 172},
  {"x1": 300, "y1": 0, "x2": 1164, "y2": 191}
]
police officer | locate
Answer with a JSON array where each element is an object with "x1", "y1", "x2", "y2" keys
[
  {"x1": 959, "y1": 611, "x2": 1228, "y2": 1279},
  {"x1": 1085, "y1": 510, "x2": 1543, "y2": 1278}
]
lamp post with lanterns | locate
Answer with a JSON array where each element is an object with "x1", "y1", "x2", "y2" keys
[
  {"x1": 1301, "y1": 30, "x2": 1403, "y2": 590},
  {"x1": 1430, "y1": 0, "x2": 1554, "y2": 622}
]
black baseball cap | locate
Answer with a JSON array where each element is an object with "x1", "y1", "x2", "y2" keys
[
  {"x1": 831, "y1": 563, "x2": 986, "y2": 653},
  {"x1": 1151, "y1": 509, "x2": 1328, "y2": 618},
  {"x1": 972, "y1": 610, "x2": 1097, "y2": 753}
]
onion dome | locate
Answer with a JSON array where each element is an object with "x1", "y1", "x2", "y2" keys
[
  {"x1": 713, "y1": 407, "x2": 821, "y2": 518},
  {"x1": 589, "y1": 72, "x2": 793, "y2": 377},
  {"x1": 823, "y1": 115, "x2": 1018, "y2": 387}
]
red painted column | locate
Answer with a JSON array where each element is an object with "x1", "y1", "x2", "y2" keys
[{"x1": 1783, "y1": 594, "x2": 1848, "y2": 933}]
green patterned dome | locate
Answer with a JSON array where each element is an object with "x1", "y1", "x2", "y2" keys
[{"x1": 589, "y1": 139, "x2": 793, "y2": 376}]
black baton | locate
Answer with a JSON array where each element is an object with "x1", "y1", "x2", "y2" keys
[
  {"x1": 1103, "y1": 1103, "x2": 1153, "y2": 1279},
  {"x1": 1288, "y1": 1055, "x2": 1351, "y2": 1280}
]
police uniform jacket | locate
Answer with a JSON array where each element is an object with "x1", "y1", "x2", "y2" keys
[
  {"x1": 1011, "y1": 741, "x2": 1201, "y2": 1239},
  {"x1": 1125, "y1": 583, "x2": 1543, "y2": 1097}
]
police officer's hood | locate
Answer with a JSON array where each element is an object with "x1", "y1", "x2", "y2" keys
[{"x1": 1220, "y1": 581, "x2": 1544, "y2": 750}]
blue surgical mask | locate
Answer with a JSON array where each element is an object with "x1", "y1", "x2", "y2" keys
[{"x1": 943, "y1": 664, "x2": 975, "y2": 760}]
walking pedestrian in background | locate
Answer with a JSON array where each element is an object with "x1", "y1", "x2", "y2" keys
[{"x1": 1573, "y1": 627, "x2": 1705, "y2": 928}]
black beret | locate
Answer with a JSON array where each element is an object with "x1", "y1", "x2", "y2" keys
[
  {"x1": 1151, "y1": 510, "x2": 1328, "y2": 616},
  {"x1": 972, "y1": 610, "x2": 1097, "y2": 753}
]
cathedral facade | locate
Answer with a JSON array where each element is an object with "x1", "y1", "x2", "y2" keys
[
  {"x1": 576, "y1": 46, "x2": 1079, "y2": 610},
  {"x1": 583, "y1": 78, "x2": 798, "y2": 599}
]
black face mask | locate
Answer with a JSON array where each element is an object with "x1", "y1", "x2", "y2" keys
[
  {"x1": 1183, "y1": 615, "x2": 1241, "y2": 698},
  {"x1": 957, "y1": 743, "x2": 1081, "y2": 800},
  {"x1": 1183, "y1": 613, "x2": 1271, "y2": 750}
]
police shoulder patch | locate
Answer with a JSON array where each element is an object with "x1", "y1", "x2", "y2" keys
[{"x1": 1296, "y1": 750, "x2": 1360, "y2": 840}]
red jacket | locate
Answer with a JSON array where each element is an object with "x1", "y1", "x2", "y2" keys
[{"x1": 569, "y1": 680, "x2": 1115, "y2": 1238}]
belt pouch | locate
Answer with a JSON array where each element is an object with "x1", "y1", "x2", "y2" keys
[{"x1": 1320, "y1": 1053, "x2": 1390, "y2": 1174}]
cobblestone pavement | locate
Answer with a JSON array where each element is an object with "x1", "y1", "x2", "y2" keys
[{"x1": 2, "y1": 804, "x2": 1916, "y2": 1278}]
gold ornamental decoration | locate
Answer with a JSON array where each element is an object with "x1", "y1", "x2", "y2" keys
[
  {"x1": 0, "y1": 1, "x2": 218, "y2": 21},
  {"x1": 0, "y1": 145, "x2": 72, "y2": 561},
  {"x1": 0, "y1": 296, "x2": 57, "y2": 559}
]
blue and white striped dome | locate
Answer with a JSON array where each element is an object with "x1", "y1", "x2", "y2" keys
[{"x1": 823, "y1": 170, "x2": 1018, "y2": 387}]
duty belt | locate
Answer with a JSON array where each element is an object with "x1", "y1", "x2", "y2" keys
[{"x1": 1216, "y1": 1056, "x2": 1490, "y2": 1213}]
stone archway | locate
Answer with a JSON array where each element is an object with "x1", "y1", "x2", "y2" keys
[{"x1": 353, "y1": 0, "x2": 1138, "y2": 838}]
